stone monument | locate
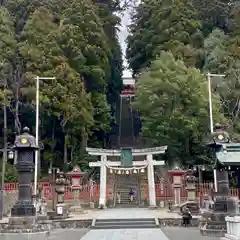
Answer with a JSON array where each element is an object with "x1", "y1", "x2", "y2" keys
[
  {"x1": 0, "y1": 127, "x2": 50, "y2": 240},
  {"x1": 200, "y1": 124, "x2": 239, "y2": 237}
]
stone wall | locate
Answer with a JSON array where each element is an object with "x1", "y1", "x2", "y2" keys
[{"x1": 3, "y1": 191, "x2": 18, "y2": 216}]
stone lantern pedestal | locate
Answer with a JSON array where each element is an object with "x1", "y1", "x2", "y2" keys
[{"x1": 0, "y1": 127, "x2": 50, "y2": 240}]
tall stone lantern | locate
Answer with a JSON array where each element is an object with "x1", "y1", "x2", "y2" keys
[
  {"x1": 180, "y1": 171, "x2": 199, "y2": 214},
  {"x1": 66, "y1": 166, "x2": 87, "y2": 213},
  {"x1": 0, "y1": 127, "x2": 50, "y2": 240},
  {"x1": 55, "y1": 172, "x2": 68, "y2": 218},
  {"x1": 11, "y1": 127, "x2": 38, "y2": 217}
]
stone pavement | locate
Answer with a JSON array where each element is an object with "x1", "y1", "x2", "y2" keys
[
  {"x1": 47, "y1": 227, "x2": 219, "y2": 240},
  {"x1": 81, "y1": 229, "x2": 169, "y2": 240},
  {"x1": 66, "y1": 208, "x2": 191, "y2": 220}
]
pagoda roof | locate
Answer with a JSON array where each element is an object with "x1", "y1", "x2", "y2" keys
[{"x1": 216, "y1": 143, "x2": 240, "y2": 166}]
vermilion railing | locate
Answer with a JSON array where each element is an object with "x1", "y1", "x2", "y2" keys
[
  {"x1": 3, "y1": 182, "x2": 107, "y2": 201},
  {"x1": 4, "y1": 182, "x2": 238, "y2": 202},
  {"x1": 145, "y1": 183, "x2": 239, "y2": 201}
]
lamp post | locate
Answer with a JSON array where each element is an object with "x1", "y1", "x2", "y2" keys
[
  {"x1": 206, "y1": 73, "x2": 225, "y2": 192},
  {"x1": 0, "y1": 146, "x2": 14, "y2": 220},
  {"x1": 34, "y1": 76, "x2": 55, "y2": 197}
]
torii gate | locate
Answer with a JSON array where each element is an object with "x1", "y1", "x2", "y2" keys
[{"x1": 86, "y1": 146, "x2": 167, "y2": 208}]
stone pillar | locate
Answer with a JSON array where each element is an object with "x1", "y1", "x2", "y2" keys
[
  {"x1": 73, "y1": 189, "x2": 80, "y2": 206},
  {"x1": 147, "y1": 154, "x2": 157, "y2": 208},
  {"x1": 186, "y1": 175, "x2": 196, "y2": 201},
  {"x1": 99, "y1": 155, "x2": 107, "y2": 208},
  {"x1": 213, "y1": 170, "x2": 229, "y2": 212},
  {"x1": 223, "y1": 216, "x2": 240, "y2": 240},
  {"x1": 173, "y1": 176, "x2": 181, "y2": 206}
]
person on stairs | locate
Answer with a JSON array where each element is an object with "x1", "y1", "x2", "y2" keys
[
  {"x1": 117, "y1": 191, "x2": 121, "y2": 204},
  {"x1": 129, "y1": 188, "x2": 134, "y2": 203}
]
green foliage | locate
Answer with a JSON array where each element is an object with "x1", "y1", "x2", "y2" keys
[
  {"x1": 126, "y1": 0, "x2": 204, "y2": 75},
  {"x1": 132, "y1": 51, "x2": 225, "y2": 165},
  {"x1": 0, "y1": 0, "x2": 122, "y2": 175},
  {"x1": 127, "y1": 0, "x2": 240, "y2": 167}
]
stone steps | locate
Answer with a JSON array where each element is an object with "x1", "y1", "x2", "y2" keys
[{"x1": 92, "y1": 218, "x2": 158, "y2": 229}]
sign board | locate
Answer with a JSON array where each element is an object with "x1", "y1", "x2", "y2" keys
[
  {"x1": 120, "y1": 147, "x2": 133, "y2": 167},
  {"x1": 86, "y1": 146, "x2": 168, "y2": 156}
]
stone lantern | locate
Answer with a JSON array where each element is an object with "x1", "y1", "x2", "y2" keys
[
  {"x1": 168, "y1": 166, "x2": 186, "y2": 208},
  {"x1": 180, "y1": 172, "x2": 199, "y2": 215},
  {"x1": 55, "y1": 172, "x2": 68, "y2": 218},
  {"x1": 11, "y1": 127, "x2": 38, "y2": 217},
  {"x1": 0, "y1": 127, "x2": 49, "y2": 240},
  {"x1": 66, "y1": 166, "x2": 87, "y2": 213}
]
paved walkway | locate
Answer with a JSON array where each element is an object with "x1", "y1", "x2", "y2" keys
[
  {"x1": 47, "y1": 227, "x2": 219, "y2": 240},
  {"x1": 67, "y1": 208, "x2": 185, "y2": 220},
  {"x1": 81, "y1": 229, "x2": 169, "y2": 240}
]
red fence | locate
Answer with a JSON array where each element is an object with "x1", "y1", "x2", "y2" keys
[
  {"x1": 4, "y1": 182, "x2": 102, "y2": 202},
  {"x1": 4, "y1": 182, "x2": 238, "y2": 202},
  {"x1": 147, "y1": 183, "x2": 239, "y2": 201}
]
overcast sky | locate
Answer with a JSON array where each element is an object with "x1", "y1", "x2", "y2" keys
[{"x1": 118, "y1": 7, "x2": 132, "y2": 78}]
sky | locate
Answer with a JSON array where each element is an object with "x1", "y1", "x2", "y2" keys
[{"x1": 118, "y1": 7, "x2": 133, "y2": 78}]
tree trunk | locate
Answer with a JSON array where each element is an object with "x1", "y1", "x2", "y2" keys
[
  {"x1": 50, "y1": 119, "x2": 56, "y2": 169},
  {"x1": 14, "y1": 86, "x2": 21, "y2": 134},
  {"x1": 64, "y1": 133, "x2": 68, "y2": 165}
]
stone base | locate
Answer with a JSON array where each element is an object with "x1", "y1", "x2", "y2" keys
[
  {"x1": 222, "y1": 233, "x2": 240, "y2": 240},
  {"x1": 148, "y1": 205, "x2": 158, "y2": 210},
  {"x1": 56, "y1": 204, "x2": 68, "y2": 216},
  {"x1": 170, "y1": 204, "x2": 180, "y2": 212},
  {"x1": 98, "y1": 205, "x2": 107, "y2": 209},
  {"x1": 0, "y1": 231, "x2": 49, "y2": 240},
  {"x1": 89, "y1": 202, "x2": 95, "y2": 209},
  {"x1": 180, "y1": 201, "x2": 200, "y2": 215},
  {"x1": 199, "y1": 211, "x2": 227, "y2": 237},
  {"x1": 69, "y1": 205, "x2": 83, "y2": 214},
  {"x1": 11, "y1": 202, "x2": 36, "y2": 217},
  {"x1": 8, "y1": 216, "x2": 37, "y2": 229}
]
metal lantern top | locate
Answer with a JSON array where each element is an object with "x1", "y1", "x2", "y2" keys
[
  {"x1": 211, "y1": 123, "x2": 230, "y2": 144},
  {"x1": 66, "y1": 166, "x2": 87, "y2": 179},
  {"x1": 13, "y1": 126, "x2": 39, "y2": 150}
]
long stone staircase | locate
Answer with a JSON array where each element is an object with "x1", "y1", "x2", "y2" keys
[{"x1": 114, "y1": 174, "x2": 140, "y2": 207}]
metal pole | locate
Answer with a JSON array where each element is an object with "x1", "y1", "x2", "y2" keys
[
  {"x1": 34, "y1": 76, "x2": 55, "y2": 196},
  {"x1": 207, "y1": 73, "x2": 214, "y2": 133},
  {"x1": 0, "y1": 80, "x2": 7, "y2": 220},
  {"x1": 34, "y1": 76, "x2": 39, "y2": 196},
  {"x1": 207, "y1": 73, "x2": 225, "y2": 192}
]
